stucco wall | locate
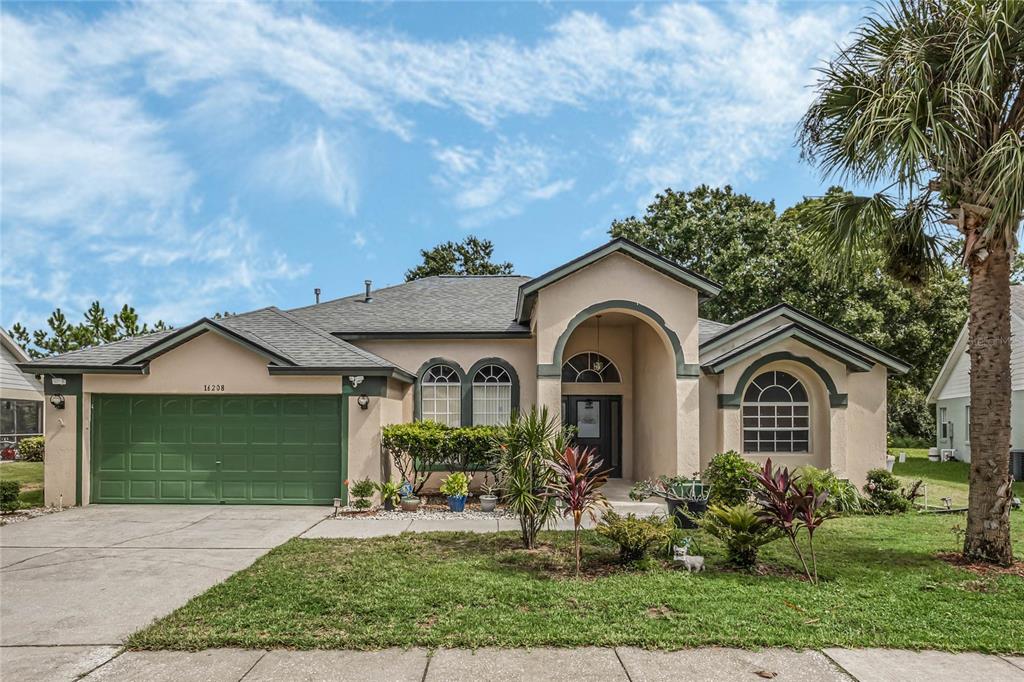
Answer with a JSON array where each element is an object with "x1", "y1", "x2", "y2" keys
[
  {"x1": 354, "y1": 338, "x2": 536, "y2": 418},
  {"x1": 632, "y1": 321, "x2": 681, "y2": 480},
  {"x1": 85, "y1": 332, "x2": 344, "y2": 396},
  {"x1": 43, "y1": 395, "x2": 77, "y2": 508}
]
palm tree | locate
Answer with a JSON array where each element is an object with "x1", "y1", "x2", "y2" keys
[{"x1": 799, "y1": 0, "x2": 1022, "y2": 565}]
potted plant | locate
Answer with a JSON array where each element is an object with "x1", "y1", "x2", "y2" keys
[
  {"x1": 375, "y1": 480, "x2": 402, "y2": 511},
  {"x1": 630, "y1": 474, "x2": 710, "y2": 529},
  {"x1": 478, "y1": 472, "x2": 499, "y2": 513},
  {"x1": 440, "y1": 471, "x2": 470, "y2": 512},
  {"x1": 400, "y1": 494, "x2": 421, "y2": 512}
]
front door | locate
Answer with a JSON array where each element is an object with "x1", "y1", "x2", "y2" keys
[{"x1": 562, "y1": 395, "x2": 622, "y2": 478}]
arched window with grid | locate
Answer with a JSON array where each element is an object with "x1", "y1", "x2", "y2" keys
[
  {"x1": 561, "y1": 352, "x2": 621, "y2": 383},
  {"x1": 421, "y1": 364, "x2": 462, "y2": 426},
  {"x1": 472, "y1": 364, "x2": 513, "y2": 425},
  {"x1": 742, "y1": 370, "x2": 810, "y2": 453}
]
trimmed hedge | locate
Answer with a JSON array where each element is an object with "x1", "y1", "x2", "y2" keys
[
  {"x1": 0, "y1": 480, "x2": 20, "y2": 513},
  {"x1": 18, "y1": 436, "x2": 44, "y2": 462},
  {"x1": 381, "y1": 422, "x2": 501, "y2": 494}
]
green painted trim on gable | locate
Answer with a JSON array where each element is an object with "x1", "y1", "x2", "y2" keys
[
  {"x1": 717, "y1": 351, "x2": 848, "y2": 409},
  {"x1": 535, "y1": 300, "x2": 698, "y2": 379},
  {"x1": 703, "y1": 323, "x2": 874, "y2": 374},
  {"x1": 343, "y1": 376, "x2": 389, "y2": 397},
  {"x1": 118, "y1": 319, "x2": 297, "y2": 367},
  {"x1": 515, "y1": 238, "x2": 722, "y2": 322}
]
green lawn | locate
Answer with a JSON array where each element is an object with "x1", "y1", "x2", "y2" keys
[
  {"x1": 0, "y1": 461, "x2": 43, "y2": 508},
  {"x1": 891, "y1": 447, "x2": 1024, "y2": 508}
]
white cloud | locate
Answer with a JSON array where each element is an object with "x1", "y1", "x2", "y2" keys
[
  {"x1": 431, "y1": 139, "x2": 575, "y2": 227},
  {"x1": 351, "y1": 231, "x2": 367, "y2": 249},
  {"x1": 253, "y1": 128, "x2": 359, "y2": 214}
]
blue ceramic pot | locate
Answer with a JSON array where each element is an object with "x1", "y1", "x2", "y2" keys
[{"x1": 447, "y1": 495, "x2": 467, "y2": 512}]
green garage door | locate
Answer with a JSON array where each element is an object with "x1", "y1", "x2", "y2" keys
[{"x1": 91, "y1": 395, "x2": 343, "y2": 504}]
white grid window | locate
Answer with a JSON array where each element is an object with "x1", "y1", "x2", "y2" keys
[
  {"x1": 472, "y1": 364, "x2": 513, "y2": 426},
  {"x1": 421, "y1": 364, "x2": 462, "y2": 427},
  {"x1": 742, "y1": 370, "x2": 810, "y2": 454}
]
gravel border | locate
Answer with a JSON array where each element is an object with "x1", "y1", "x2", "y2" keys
[{"x1": 0, "y1": 505, "x2": 64, "y2": 526}]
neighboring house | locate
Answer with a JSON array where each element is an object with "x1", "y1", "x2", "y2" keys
[
  {"x1": 18, "y1": 238, "x2": 908, "y2": 507},
  {"x1": 1, "y1": 329, "x2": 44, "y2": 446},
  {"x1": 927, "y1": 285, "x2": 1023, "y2": 466}
]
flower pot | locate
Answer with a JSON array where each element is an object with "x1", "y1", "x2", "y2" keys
[
  {"x1": 401, "y1": 497, "x2": 420, "y2": 513},
  {"x1": 479, "y1": 494, "x2": 498, "y2": 513},
  {"x1": 383, "y1": 499, "x2": 395, "y2": 512},
  {"x1": 666, "y1": 498, "x2": 707, "y2": 529},
  {"x1": 447, "y1": 495, "x2": 467, "y2": 512}
]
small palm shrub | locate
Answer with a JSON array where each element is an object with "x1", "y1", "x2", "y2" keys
[
  {"x1": 703, "y1": 451, "x2": 757, "y2": 506},
  {"x1": 596, "y1": 510, "x2": 676, "y2": 565},
  {"x1": 374, "y1": 480, "x2": 402, "y2": 507},
  {"x1": 17, "y1": 436, "x2": 44, "y2": 462},
  {"x1": 794, "y1": 465, "x2": 868, "y2": 514},
  {"x1": 0, "y1": 480, "x2": 20, "y2": 513},
  {"x1": 864, "y1": 468, "x2": 921, "y2": 514},
  {"x1": 349, "y1": 478, "x2": 376, "y2": 509},
  {"x1": 699, "y1": 503, "x2": 781, "y2": 568}
]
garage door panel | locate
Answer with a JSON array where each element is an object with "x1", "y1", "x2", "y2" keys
[
  {"x1": 129, "y1": 452, "x2": 157, "y2": 472},
  {"x1": 161, "y1": 397, "x2": 188, "y2": 416},
  {"x1": 91, "y1": 395, "x2": 342, "y2": 504}
]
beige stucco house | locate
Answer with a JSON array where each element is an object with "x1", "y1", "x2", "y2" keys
[{"x1": 19, "y1": 239, "x2": 908, "y2": 507}]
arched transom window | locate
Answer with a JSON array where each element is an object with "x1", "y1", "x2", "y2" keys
[
  {"x1": 561, "y1": 352, "x2": 621, "y2": 383},
  {"x1": 472, "y1": 364, "x2": 512, "y2": 426},
  {"x1": 421, "y1": 364, "x2": 461, "y2": 427},
  {"x1": 742, "y1": 370, "x2": 809, "y2": 453}
]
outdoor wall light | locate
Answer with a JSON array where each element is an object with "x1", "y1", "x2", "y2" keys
[
  {"x1": 49, "y1": 394, "x2": 66, "y2": 410},
  {"x1": 356, "y1": 395, "x2": 370, "y2": 410}
]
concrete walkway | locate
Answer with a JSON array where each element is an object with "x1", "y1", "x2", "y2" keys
[{"x1": 23, "y1": 646, "x2": 1020, "y2": 681}]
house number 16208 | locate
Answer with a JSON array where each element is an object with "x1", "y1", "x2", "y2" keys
[{"x1": 204, "y1": 384, "x2": 225, "y2": 392}]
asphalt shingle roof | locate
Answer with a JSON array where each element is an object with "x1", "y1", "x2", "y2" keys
[
  {"x1": 19, "y1": 329, "x2": 177, "y2": 367},
  {"x1": 289, "y1": 275, "x2": 533, "y2": 335}
]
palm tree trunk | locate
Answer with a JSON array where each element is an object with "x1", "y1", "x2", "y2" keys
[{"x1": 963, "y1": 238, "x2": 1014, "y2": 566}]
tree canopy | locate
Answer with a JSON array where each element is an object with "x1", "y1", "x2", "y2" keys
[
  {"x1": 8, "y1": 302, "x2": 171, "y2": 358},
  {"x1": 611, "y1": 185, "x2": 968, "y2": 441},
  {"x1": 405, "y1": 235, "x2": 514, "y2": 281}
]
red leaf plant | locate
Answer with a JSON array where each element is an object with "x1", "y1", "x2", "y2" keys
[
  {"x1": 546, "y1": 445, "x2": 611, "y2": 575},
  {"x1": 753, "y1": 458, "x2": 834, "y2": 584}
]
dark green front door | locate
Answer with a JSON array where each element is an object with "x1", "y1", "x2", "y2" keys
[
  {"x1": 562, "y1": 395, "x2": 623, "y2": 478},
  {"x1": 91, "y1": 395, "x2": 343, "y2": 504}
]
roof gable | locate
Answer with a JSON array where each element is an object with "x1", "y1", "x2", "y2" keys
[
  {"x1": 702, "y1": 322, "x2": 875, "y2": 374},
  {"x1": 701, "y1": 303, "x2": 910, "y2": 375},
  {"x1": 515, "y1": 238, "x2": 722, "y2": 323}
]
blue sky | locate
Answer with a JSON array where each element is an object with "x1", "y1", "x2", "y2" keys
[{"x1": 1, "y1": 1, "x2": 864, "y2": 331}]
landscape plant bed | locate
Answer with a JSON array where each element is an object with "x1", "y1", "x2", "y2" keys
[
  {"x1": 334, "y1": 495, "x2": 512, "y2": 519},
  {"x1": 128, "y1": 511, "x2": 1024, "y2": 653}
]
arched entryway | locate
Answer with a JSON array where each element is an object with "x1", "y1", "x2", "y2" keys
[{"x1": 555, "y1": 308, "x2": 680, "y2": 480}]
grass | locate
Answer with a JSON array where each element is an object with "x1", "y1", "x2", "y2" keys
[
  {"x1": 0, "y1": 461, "x2": 43, "y2": 508},
  {"x1": 891, "y1": 448, "x2": 1024, "y2": 508}
]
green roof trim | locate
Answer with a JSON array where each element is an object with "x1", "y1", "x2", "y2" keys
[
  {"x1": 516, "y1": 238, "x2": 722, "y2": 323},
  {"x1": 701, "y1": 303, "x2": 910, "y2": 375},
  {"x1": 702, "y1": 323, "x2": 875, "y2": 374}
]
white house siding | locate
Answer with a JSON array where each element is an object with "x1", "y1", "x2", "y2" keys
[{"x1": 1, "y1": 343, "x2": 43, "y2": 401}]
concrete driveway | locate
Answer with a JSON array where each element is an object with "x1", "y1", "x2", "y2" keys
[{"x1": 0, "y1": 504, "x2": 330, "y2": 680}]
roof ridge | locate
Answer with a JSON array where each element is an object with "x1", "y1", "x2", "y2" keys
[{"x1": 266, "y1": 307, "x2": 390, "y2": 367}]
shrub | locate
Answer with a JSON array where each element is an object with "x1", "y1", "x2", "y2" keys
[
  {"x1": 439, "y1": 471, "x2": 470, "y2": 498},
  {"x1": 794, "y1": 465, "x2": 868, "y2": 514},
  {"x1": 494, "y1": 407, "x2": 565, "y2": 549},
  {"x1": 350, "y1": 478, "x2": 375, "y2": 509},
  {"x1": 699, "y1": 503, "x2": 781, "y2": 568},
  {"x1": 381, "y1": 421, "x2": 450, "y2": 494},
  {"x1": 17, "y1": 436, "x2": 44, "y2": 462},
  {"x1": 375, "y1": 480, "x2": 402, "y2": 507},
  {"x1": 703, "y1": 451, "x2": 758, "y2": 506},
  {"x1": 0, "y1": 480, "x2": 20, "y2": 513},
  {"x1": 596, "y1": 510, "x2": 676, "y2": 565},
  {"x1": 446, "y1": 425, "x2": 502, "y2": 473},
  {"x1": 864, "y1": 468, "x2": 920, "y2": 514}
]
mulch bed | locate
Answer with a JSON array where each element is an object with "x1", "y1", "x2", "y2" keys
[{"x1": 937, "y1": 551, "x2": 1024, "y2": 577}]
